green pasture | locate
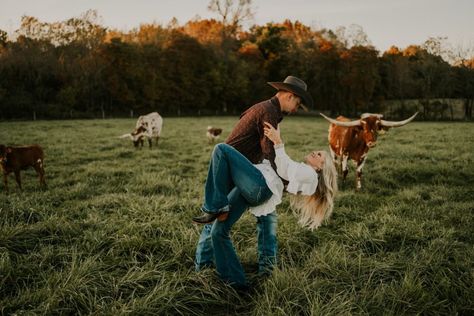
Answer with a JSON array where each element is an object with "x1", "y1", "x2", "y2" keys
[{"x1": 0, "y1": 117, "x2": 473, "y2": 315}]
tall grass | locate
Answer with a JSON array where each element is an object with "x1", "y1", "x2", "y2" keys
[{"x1": 0, "y1": 117, "x2": 473, "y2": 315}]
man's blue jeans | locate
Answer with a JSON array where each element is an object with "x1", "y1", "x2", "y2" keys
[{"x1": 195, "y1": 143, "x2": 276, "y2": 287}]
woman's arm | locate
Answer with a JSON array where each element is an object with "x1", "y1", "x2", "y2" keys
[
  {"x1": 263, "y1": 122, "x2": 317, "y2": 184},
  {"x1": 263, "y1": 122, "x2": 282, "y2": 145},
  {"x1": 264, "y1": 122, "x2": 288, "y2": 179}
]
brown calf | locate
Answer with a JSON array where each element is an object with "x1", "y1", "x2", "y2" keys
[
  {"x1": 207, "y1": 126, "x2": 223, "y2": 143},
  {"x1": 0, "y1": 144, "x2": 46, "y2": 192}
]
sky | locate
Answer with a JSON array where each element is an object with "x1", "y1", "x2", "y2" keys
[{"x1": 1, "y1": 0, "x2": 473, "y2": 52}]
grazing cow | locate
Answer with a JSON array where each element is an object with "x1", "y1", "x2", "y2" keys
[
  {"x1": 0, "y1": 144, "x2": 46, "y2": 192},
  {"x1": 120, "y1": 112, "x2": 163, "y2": 148},
  {"x1": 320, "y1": 112, "x2": 418, "y2": 190},
  {"x1": 207, "y1": 126, "x2": 223, "y2": 143}
]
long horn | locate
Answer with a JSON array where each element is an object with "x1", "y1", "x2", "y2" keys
[
  {"x1": 380, "y1": 112, "x2": 418, "y2": 128},
  {"x1": 119, "y1": 133, "x2": 133, "y2": 140},
  {"x1": 361, "y1": 113, "x2": 383, "y2": 119},
  {"x1": 320, "y1": 113, "x2": 361, "y2": 127}
]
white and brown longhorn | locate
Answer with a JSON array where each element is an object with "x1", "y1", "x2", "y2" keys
[
  {"x1": 320, "y1": 112, "x2": 418, "y2": 190},
  {"x1": 119, "y1": 112, "x2": 163, "y2": 148}
]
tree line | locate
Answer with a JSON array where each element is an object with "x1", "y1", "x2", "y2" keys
[{"x1": 0, "y1": 9, "x2": 473, "y2": 120}]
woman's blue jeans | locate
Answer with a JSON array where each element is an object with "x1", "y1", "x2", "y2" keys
[{"x1": 195, "y1": 143, "x2": 276, "y2": 287}]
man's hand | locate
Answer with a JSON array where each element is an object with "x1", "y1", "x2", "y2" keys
[{"x1": 263, "y1": 122, "x2": 283, "y2": 145}]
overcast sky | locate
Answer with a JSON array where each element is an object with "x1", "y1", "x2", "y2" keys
[{"x1": 1, "y1": 0, "x2": 473, "y2": 52}]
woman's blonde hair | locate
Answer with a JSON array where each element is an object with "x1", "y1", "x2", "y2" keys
[{"x1": 290, "y1": 151, "x2": 337, "y2": 230}]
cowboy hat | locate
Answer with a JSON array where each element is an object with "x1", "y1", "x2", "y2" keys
[{"x1": 268, "y1": 76, "x2": 313, "y2": 111}]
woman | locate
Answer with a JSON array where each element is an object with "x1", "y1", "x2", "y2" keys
[{"x1": 193, "y1": 122, "x2": 337, "y2": 290}]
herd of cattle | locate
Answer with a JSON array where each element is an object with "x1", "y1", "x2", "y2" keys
[{"x1": 0, "y1": 111, "x2": 417, "y2": 192}]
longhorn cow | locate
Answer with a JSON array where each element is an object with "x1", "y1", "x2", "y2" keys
[
  {"x1": 120, "y1": 112, "x2": 163, "y2": 148},
  {"x1": 320, "y1": 112, "x2": 418, "y2": 190}
]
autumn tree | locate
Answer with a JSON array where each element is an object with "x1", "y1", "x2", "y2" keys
[
  {"x1": 339, "y1": 45, "x2": 380, "y2": 114},
  {"x1": 16, "y1": 10, "x2": 106, "y2": 48},
  {"x1": 452, "y1": 59, "x2": 474, "y2": 119},
  {"x1": 404, "y1": 45, "x2": 453, "y2": 99},
  {"x1": 303, "y1": 38, "x2": 344, "y2": 114},
  {"x1": 183, "y1": 19, "x2": 226, "y2": 46},
  {"x1": 0, "y1": 29, "x2": 7, "y2": 47},
  {"x1": 0, "y1": 8, "x2": 472, "y2": 120},
  {"x1": 380, "y1": 46, "x2": 413, "y2": 99},
  {"x1": 159, "y1": 31, "x2": 214, "y2": 115}
]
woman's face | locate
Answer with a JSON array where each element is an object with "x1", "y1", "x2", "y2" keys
[{"x1": 305, "y1": 150, "x2": 325, "y2": 171}]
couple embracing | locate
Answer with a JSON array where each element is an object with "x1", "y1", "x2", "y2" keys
[{"x1": 192, "y1": 76, "x2": 338, "y2": 291}]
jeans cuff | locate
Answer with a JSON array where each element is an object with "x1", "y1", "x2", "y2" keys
[{"x1": 201, "y1": 204, "x2": 229, "y2": 214}]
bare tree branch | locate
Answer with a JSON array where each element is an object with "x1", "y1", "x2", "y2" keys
[{"x1": 208, "y1": 0, "x2": 254, "y2": 32}]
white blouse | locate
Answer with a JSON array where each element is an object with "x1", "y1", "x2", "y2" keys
[{"x1": 249, "y1": 145, "x2": 319, "y2": 217}]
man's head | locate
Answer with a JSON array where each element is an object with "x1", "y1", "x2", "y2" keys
[
  {"x1": 276, "y1": 91, "x2": 303, "y2": 114},
  {"x1": 268, "y1": 76, "x2": 313, "y2": 114}
]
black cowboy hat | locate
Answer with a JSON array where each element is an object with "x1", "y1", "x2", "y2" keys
[{"x1": 268, "y1": 76, "x2": 313, "y2": 111}]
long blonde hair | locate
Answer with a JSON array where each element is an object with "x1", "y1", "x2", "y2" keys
[{"x1": 290, "y1": 151, "x2": 338, "y2": 230}]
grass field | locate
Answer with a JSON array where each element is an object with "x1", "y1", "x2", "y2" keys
[{"x1": 1, "y1": 117, "x2": 473, "y2": 315}]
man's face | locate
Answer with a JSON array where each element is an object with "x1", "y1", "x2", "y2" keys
[{"x1": 282, "y1": 93, "x2": 302, "y2": 114}]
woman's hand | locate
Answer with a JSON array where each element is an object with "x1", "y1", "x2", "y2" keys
[{"x1": 263, "y1": 122, "x2": 283, "y2": 145}]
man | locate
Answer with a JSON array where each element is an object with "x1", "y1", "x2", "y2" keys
[{"x1": 193, "y1": 76, "x2": 313, "y2": 290}]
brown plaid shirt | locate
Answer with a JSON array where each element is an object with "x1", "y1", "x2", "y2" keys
[{"x1": 226, "y1": 96, "x2": 283, "y2": 170}]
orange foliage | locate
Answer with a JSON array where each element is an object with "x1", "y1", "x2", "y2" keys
[
  {"x1": 104, "y1": 30, "x2": 126, "y2": 43},
  {"x1": 238, "y1": 41, "x2": 262, "y2": 60},
  {"x1": 385, "y1": 45, "x2": 401, "y2": 55},
  {"x1": 280, "y1": 20, "x2": 313, "y2": 44},
  {"x1": 464, "y1": 57, "x2": 474, "y2": 69},
  {"x1": 135, "y1": 24, "x2": 166, "y2": 44},
  {"x1": 339, "y1": 50, "x2": 351, "y2": 60},
  {"x1": 403, "y1": 45, "x2": 422, "y2": 57},
  {"x1": 319, "y1": 39, "x2": 334, "y2": 53},
  {"x1": 182, "y1": 19, "x2": 225, "y2": 45}
]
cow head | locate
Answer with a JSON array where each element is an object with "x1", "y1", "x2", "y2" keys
[
  {"x1": 131, "y1": 125, "x2": 147, "y2": 147},
  {"x1": 0, "y1": 145, "x2": 11, "y2": 164},
  {"x1": 320, "y1": 112, "x2": 418, "y2": 148},
  {"x1": 119, "y1": 125, "x2": 147, "y2": 147},
  {"x1": 207, "y1": 126, "x2": 223, "y2": 136},
  {"x1": 359, "y1": 114, "x2": 384, "y2": 148}
]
